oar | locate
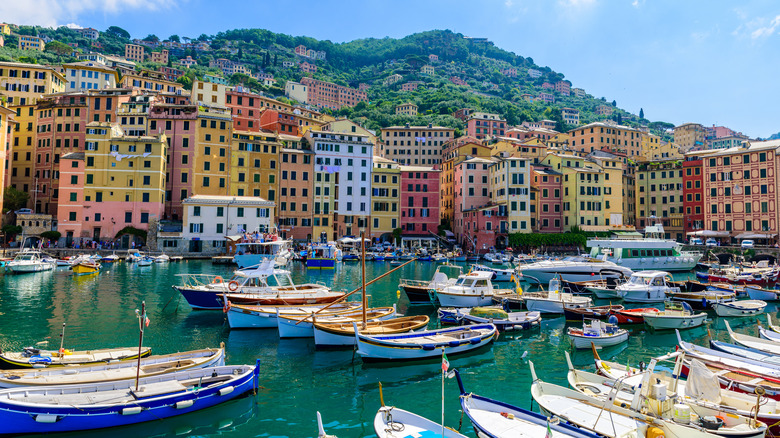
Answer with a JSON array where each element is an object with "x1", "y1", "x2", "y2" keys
[{"x1": 297, "y1": 257, "x2": 416, "y2": 324}]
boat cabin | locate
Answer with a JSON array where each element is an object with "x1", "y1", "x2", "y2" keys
[
  {"x1": 449, "y1": 271, "x2": 495, "y2": 293},
  {"x1": 625, "y1": 271, "x2": 670, "y2": 287}
]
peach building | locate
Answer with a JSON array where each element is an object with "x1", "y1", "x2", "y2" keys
[
  {"x1": 380, "y1": 123, "x2": 454, "y2": 166},
  {"x1": 531, "y1": 165, "x2": 563, "y2": 232},
  {"x1": 400, "y1": 165, "x2": 440, "y2": 237},
  {"x1": 125, "y1": 44, "x2": 145, "y2": 62},
  {"x1": 568, "y1": 121, "x2": 643, "y2": 157},
  {"x1": 453, "y1": 157, "x2": 501, "y2": 252},
  {"x1": 466, "y1": 112, "x2": 506, "y2": 140},
  {"x1": 278, "y1": 135, "x2": 314, "y2": 241}
]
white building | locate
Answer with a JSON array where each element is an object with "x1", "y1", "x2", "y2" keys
[
  {"x1": 304, "y1": 129, "x2": 374, "y2": 240},
  {"x1": 192, "y1": 79, "x2": 232, "y2": 107},
  {"x1": 527, "y1": 68, "x2": 542, "y2": 79},
  {"x1": 62, "y1": 61, "x2": 119, "y2": 92},
  {"x1": 77, "y1": 52, "x2": 106, "y2": 65},
  {"x1": 284, "y1": 81, "x2": 308, "y2": 104},
  {"x1": 181, "y1": 195, "x2": 275, "y2": 243}
]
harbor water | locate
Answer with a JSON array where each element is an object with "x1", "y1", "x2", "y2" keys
[{"x1": 1, "y1": 260, "x2": 776, "y2": 438}]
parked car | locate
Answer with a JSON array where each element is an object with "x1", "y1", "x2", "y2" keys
[
  {"x1": 690, "y1": 238, "x2": 704, "y2": 245},
  {"x1": 15, "y1": 208, "x2": 32, "y2": 215},
  {"x1": 705, "y1": 238, "x2": 719, "y2": 247},
  {"x1": 741, "y1": 239, "x2": 755, "y2": 249}
]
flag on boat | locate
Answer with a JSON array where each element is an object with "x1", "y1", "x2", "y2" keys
[
  {"x1": 442, "y1": 351, "x2": 449, "y2": 372},
  {"x1": 145, "y1": 316, "x2": 150, "y2": 327},
  {"x1": 545, "y1": 419, "x2": 553, "y2": 438}
]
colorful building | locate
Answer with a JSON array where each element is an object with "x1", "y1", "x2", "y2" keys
[
  {"x1": 394, "y1": 102, "x2": 418, "y2": 116},
  {"x1": 18, "y1": 35, "x2": 44, "y2": 51},
  {"x1": 278, "y1": 134, "x2": 314, "y2": 241},
  {"x1": 370, "y1": 157, "x2": 400, "y2": 240},
  {"x1": 466, "y1": 112, "x2": 506, "y2": 140},
  {"x1": 181, "y1": 195, "x2": 274, "y2": 251},
  {"x1": 531, "y1": 165, "x2": 563, "y2": 232},
  {"x1": 230, "y1": 130, "x2": 279, "y2": 202},
  {"x1": 8, "y1": 104, "x2": 35, "y2": 196},
  {"x1": 682, "y1": 150, "x2": 713, "y2": 235},
  {"x1": 673, "y1": 122, "x2": 707, "y2": 152},
  {"x1": 0, "y1": 61, "x2": 66, "y2": 106},
  {"x1": 193, "y1": 104, "x2": 233, "y2": 198},
  {"x1": 380, "y1": 124, "x2": 454, "y2": 166},
  {"x1": 400, "y1": 165, "x2": 440, "y2": 237},
  {"x1": 0, "y1": 103, "x2": 14, "y2": 212},
  {"x1": 57, "y1": 124, "x2": 167, "y2": 243},
  {"x1": 489, "y1": 157, "x2": 532, "y2": 236},
  {"x1": 635, "y1": 159, "x2": 684, "y2": 240},
  {"x1": 193, "y1": 79, "x2": 231, "y2": 107},
  {"x1": 299, "y1": 77, "x2": 367, "y2": 110},
  {"x1": 124, "y1": 44, "x2": 145, "y2": 62},
  {"x1": 568, "y1": 121, "x2": 643, "y2": 157},
  {"x1": 440, "y1": 137, "x2": 492, "y2": 224},
  {"x1": 453, "y1": 157, "x2": 500, "y2": 252},
  {"x1": 61, "y1": 61, "x2": 119, "y2": 92}
]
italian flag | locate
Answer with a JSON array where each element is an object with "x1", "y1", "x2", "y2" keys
[
  {"x1": 442, "y1": 351, "x2": 449, "y2": 372},
  {"x1": 545, "y1": 419, "x2": 553, "y2": 438}
]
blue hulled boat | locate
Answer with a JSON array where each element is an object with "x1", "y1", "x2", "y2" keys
[{"x1": 0, "y1": 362, "x2": 259, "y2": 434}]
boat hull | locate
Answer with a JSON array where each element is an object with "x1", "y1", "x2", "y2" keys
[
  {"x1": 611, "y1": 308, "x2": 659, "y2": 324},
  {"x1": 400, "y1": 285, "x2": 435, "y2": 304},
  {"x1": 745, "y1": 286, "x2": 780, "y2": 301},
  {"x1": 356, "y1": 324, "x2": 497, "y2": 361},
  {"x1": 617, "y1": 290, "x2": 667, "y2": 303},
  {"x1": 643, "y1": 313, "x2": 706, "y2": 330},
  {"x1": 0, "y1": 348, "x2": 152, "y2": 370},
  {"x1": 306, "y1": 258, "x2": 335, "y2": 269},
  {"x1": 568, "y1": 330, "x2": 628, "y2": 349},
  {"x1": 0, "y1": 365, "x2": 258, "y2": 435},
  {"x1": 7, "y1": 263, "x2": 54, "y2": 273},
  {"x1": 524, "y1": 296, "x2": 592, "y2": 314},
  {"x1": 713, "y1": 301, "x2": 767, "y2": 317},
  {"x1": 226, "y1": 307, "x2": 280, "y2": 329},
  {"x1": 436, "y1": 292, "x2": 494, "y2": 308}
]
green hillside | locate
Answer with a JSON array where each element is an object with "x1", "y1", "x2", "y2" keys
[{"x1": 0, "y1": 26, "x2": 674, "y2": 140}]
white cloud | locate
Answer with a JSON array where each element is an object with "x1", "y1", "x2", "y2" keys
[
  {"x1": 559, "y1": 0, "x2": 596, "y2": 6},
  {"x1": 505, "y1": 0, "x2": 513, "y2": 8},
  {"x1": 0, "y1": 0, "x2": 177, "y2": 28},
  {"x1": 751, "y1": 14, "x2": 780, "y2": 39}
]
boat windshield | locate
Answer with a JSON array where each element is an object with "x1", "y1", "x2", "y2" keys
[
  {"x1": 628, "y1": 276, "x2": 653, "y2": 285},
  {"x1": 15, "y1": 254, "x2": 35, "y2": 261}
]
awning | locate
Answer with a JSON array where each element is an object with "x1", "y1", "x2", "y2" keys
[
  {"x1": 612, "y1": 231, "x2": 642, "y2": 237},
  {"x1": 580, "y1": 225, "x2": 612, "y2": 232},
  {"x1": 443, "y1": 230, "x2": 455, "y2": 237},
  {"x1": 735, "y1": 232, "x2": 777, "y2": 240},
  {"x1": 686, "y1": 230, "x2": 730, "y2": 237}
]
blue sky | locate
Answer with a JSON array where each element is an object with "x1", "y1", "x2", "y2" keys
[{"x1": 3, "y1": 0, "x2": 779, "y2": 137}]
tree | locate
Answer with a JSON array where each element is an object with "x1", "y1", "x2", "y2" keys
[
  {"x1": 639, "y1": 108, "x2": 645, "y2": 119},
  {"x1": 273, "y1": 54, "x2": 278, "y2": 66},
  {"x1": 168, "y1": 34, "x2": 180, "y2": 43},
  {"x1": 611, "y1": 100, "x2": 617, "y2": 107},
  {"x1": 143, "y1": 34, "x2": 159, "y2": 43},
  {"x1": 106, "y1": 26, "x2": 130, "y2": 39},
  {"x1": 45, "y1": 40, "x2": 71, "y2": 56},
  {"x1": 1, "y1": 225, "x2": 22, "y2": 243},
  {"x1": 3, "y1": 187, "x2": 30, "y2": 213}
]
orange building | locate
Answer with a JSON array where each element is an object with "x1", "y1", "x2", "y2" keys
[
  {"x1": 278, "y1": 134, "x2": 314, "y2": 241},
  {"x1": 567, "y1": 121, "x2": 643, "y2": 157}
]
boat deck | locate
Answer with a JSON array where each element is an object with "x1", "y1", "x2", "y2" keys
[{"x1": 538, "y1": 394, "x2": 640, "y2": 436}]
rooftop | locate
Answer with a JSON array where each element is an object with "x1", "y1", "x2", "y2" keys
[{"x1": 182, "y1": 195, "x2": 274, "y2": 206}]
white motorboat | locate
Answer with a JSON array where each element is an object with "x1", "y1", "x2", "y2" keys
[
  {"x1": 712, "y1": 300, "x2": 767, "y2": 317},
  {"x1": 522, "y1": 278, "x2": 592, "y2": 314},
  {"x1": 154, "y1": 254, "x2": 170, "y2": 263},
  {"x1": 437, "y1": 307, "x2": 541, "y2": 331},
  {"x1": 516, "y1": 255, "x2": 632, "y2": 284},
  {"x1": 615, "y1": 270, "x2": 679, "y2": 303},
  {"x1": 586, "y1": 221, "x2": 702, "y2": 271},
  {"x1": 399, "y1": 263, "x2": 462, "y2": 304},
  {"x1": 566, "y1": 319, "x2": 628, "y2": 349},
  {"x1": 435, "y1": 271, "x2": 515, "y2": 308},
  {"x1": 6, "y1": 249, "x2": 56, "y2": 273},
  {"x1": 174, "y1": 259, "x2": 333, "y2": 310},
  {"x1": 233, "y1": 239, "x2": 293, "y2": 269},
  {"x1": 136, "y1": 256, "x2": 154, "y2": 267},
  {"x1": 470, "y1": 264, "x2": 514, "y2": 281},
  {"x1": 642, "y1": 301, "x2": 706, "y2": 330},
  {"x1": 312, "y1": 315, "x2": 430, "y2": 347}
]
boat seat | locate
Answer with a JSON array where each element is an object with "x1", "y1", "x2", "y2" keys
[{"x1": 131, "y1": 380, "x2": 187, "y2": 399}]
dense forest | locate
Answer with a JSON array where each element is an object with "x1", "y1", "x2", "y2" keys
[{"x1": 0, "y1": 25, "x2": 676, "y2": 140}]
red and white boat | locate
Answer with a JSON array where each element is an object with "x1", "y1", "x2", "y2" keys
[
  {"x1": 705, "y1": 265, "x2": 780, "y2": 286},
  {"x1": 609, "y1": 307, "x2": 660, "y2": 324}
]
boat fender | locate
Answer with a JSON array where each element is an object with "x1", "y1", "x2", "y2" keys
[
  {"x1": 34, "y1": 414, "x2": 60, "y2": 423},
  {"x1": 213, "y1": 276, "x2": 224, "y2": 284},
  {"x1": 218, "y1": 386, "x2": 234, "y2": 396},
  {"x1": 228, "y1": 281, "x2": 239, "y2": 292},
  {"x1": 422, "y1": 344, "x2": 436, "y2": 351},
  {"x1": 702, "y1": 298, "x2": 707, "y2": 308},
  {"x1": 175, "y1": 400, "x2": 194, "y2": 409},
  {"x1": 121, "y1": 407, "x2": 143, "y2": 416},
  {"x1": 470, "y1": 338, "x2": 481, "y2": 344},
  {"x1": 646, "y1": 426, "x2": 665, "y2": 438},
  {"x1": 449, "y1": 341, "x2": 461, "y2": 347}
]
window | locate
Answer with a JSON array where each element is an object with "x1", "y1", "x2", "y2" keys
[
  {"x1": 125, "y1": 212, "x2": 132, "y2": 223},
  {"x1": 193, "y1": 206, "x2": 201, "y2": 216},
  {"x1": 237, "y1": 207, "x2": 244, "y2": 217}
]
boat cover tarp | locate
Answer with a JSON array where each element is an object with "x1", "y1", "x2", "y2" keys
[
  {"x1": 470, "y1": 307, "x2": 508, "y2": 319},
  {"x1": 686, "y1": 358, "x2": 722, "y2": 404}
]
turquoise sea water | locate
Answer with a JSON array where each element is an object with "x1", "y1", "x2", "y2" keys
[{"x1": 0, "y1": 260, "x2": 776, "y2": 438}]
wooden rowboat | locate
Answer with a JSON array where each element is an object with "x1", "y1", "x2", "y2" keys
[
  {"x1": 0, "y1": 347, "x2": 224, "y2": 388},
  {"x1": 610, "y1": 307, "x2": 659, "y2": 324},
  {"x1": 0, "y1": 346, "x2": 151, "y2": 369},
  {"x1": 563, "y1": 304, "x2": 624, "y2": 321},
  {"x1": 312, "y1": 315, "x2": 430, "y2": 348},
  {"x1": 355, "y1": 323, "x2": 498, "y2": 362}
]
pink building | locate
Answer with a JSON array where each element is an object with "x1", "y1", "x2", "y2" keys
[
  {"x1": 358, "y1": 83, "x2": 369, "y2": 91},
  {"x1": 538, "y1": 92, "x2": 554, "y2": 104},
  {"x1": 56, "y1": 152, "x2": 85, "y2": 245},
  {"x1": 532, "y1": 165, "x2": 563, "y2": 232},
  {"x1": 401, "y1": 82, "x2": 420, "y2": 91},
  {"x1": 502, "y1": 68, "x2": 517, "y2": 77},
  {"x1": 555, "y1": 80, "x2": 571, "y2": 96},
  {"x1": 466, "y1": 112, "x2": 506, "y2": 140},
  {"x1": 453, "y1": 157, "x2": 500, "y2": 252},
  {"x1": 294, "y1": 45, "x2": 307, "y2": 56},
  {"x1": 450, "y1": 76, "x2": 467, "y2": 86},
  {"x1": 541, "y1": 82, "x2": 554, "y2": 90},
  {"x1": 428, "y1": 54, "x2": 438, "y2": 62},
  {"x1": 400, "y1": 166, "x2": 440, "y2": 236},
  {"x1": 148, "y1": 103, "x2": 197, "y2": 221},
  {"x1": 300, "y1": 62, "x2": 317, "y2": 73}
]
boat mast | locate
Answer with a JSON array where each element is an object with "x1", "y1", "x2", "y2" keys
[
  {"x1": 361, "y1": 231, "x2": 367, "y2": 329},
  {"x1": 134, "y1": 301, "x2": 146, "y2": 391},
  {"x1": 58, "y1": 323, "x2": 66, "y2": 360}
]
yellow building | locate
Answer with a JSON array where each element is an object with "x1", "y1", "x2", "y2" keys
[
  {"x1": 588, "y1": 155, "x2": 625, "y2": 226},
  {"x1": 640, "y1": 132, "x2": 682, "y2": 161},
  {"x1": 8, "y1": 104, "x2": 36, "y2": 194},
  {"x1": 194, "y1": 105, "x2": 233, "y2": 196},
  {"x1": 371, "y1": 157, "x2": 400, "y2": 239},
  {"x1": 395, "y1": 103, "x2": 418, "y2": 116},
  {"x1": 192, "y1": 79, "x2": 232, "y2": 107},
  {"x1": 0, "y1": 103, "x2": 14, "y2": 213},
  {"x1": 61, "y1": 61, "x2": 119, "y2": 92},
  {"x1": 489, "y1": 157, "x2": 532, "y2": 234},
  {"x1": 673, "y1": 122, "x2": 706, "y2": 152},
  {"x1": 18, "y1": 35, "x2": 44, "y2": 51},
  {"x1": 440, "y1": 137, "x2": 493, "y2": 224},
  {"x1": 230, "y1": 130, "x2": 279, "y2": 202},
  {"x1": 0, "y1": 61, "x2": 66, "y2": 106},
  {"x1": 540, "y1": 153, "x2": 606, "y2": 231},
  {"x1": 120, "y1": 69, "x2": 183, "y2": 94},
  {"x1": 546, "y1": 133, "x2": 571, "y2": 150},
  {"x1": 323, "y1": 118, "x2": 376, "y2": 144},
  {"x1": 0, "y1": 24, "x2": 11, "y2": 35}
]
